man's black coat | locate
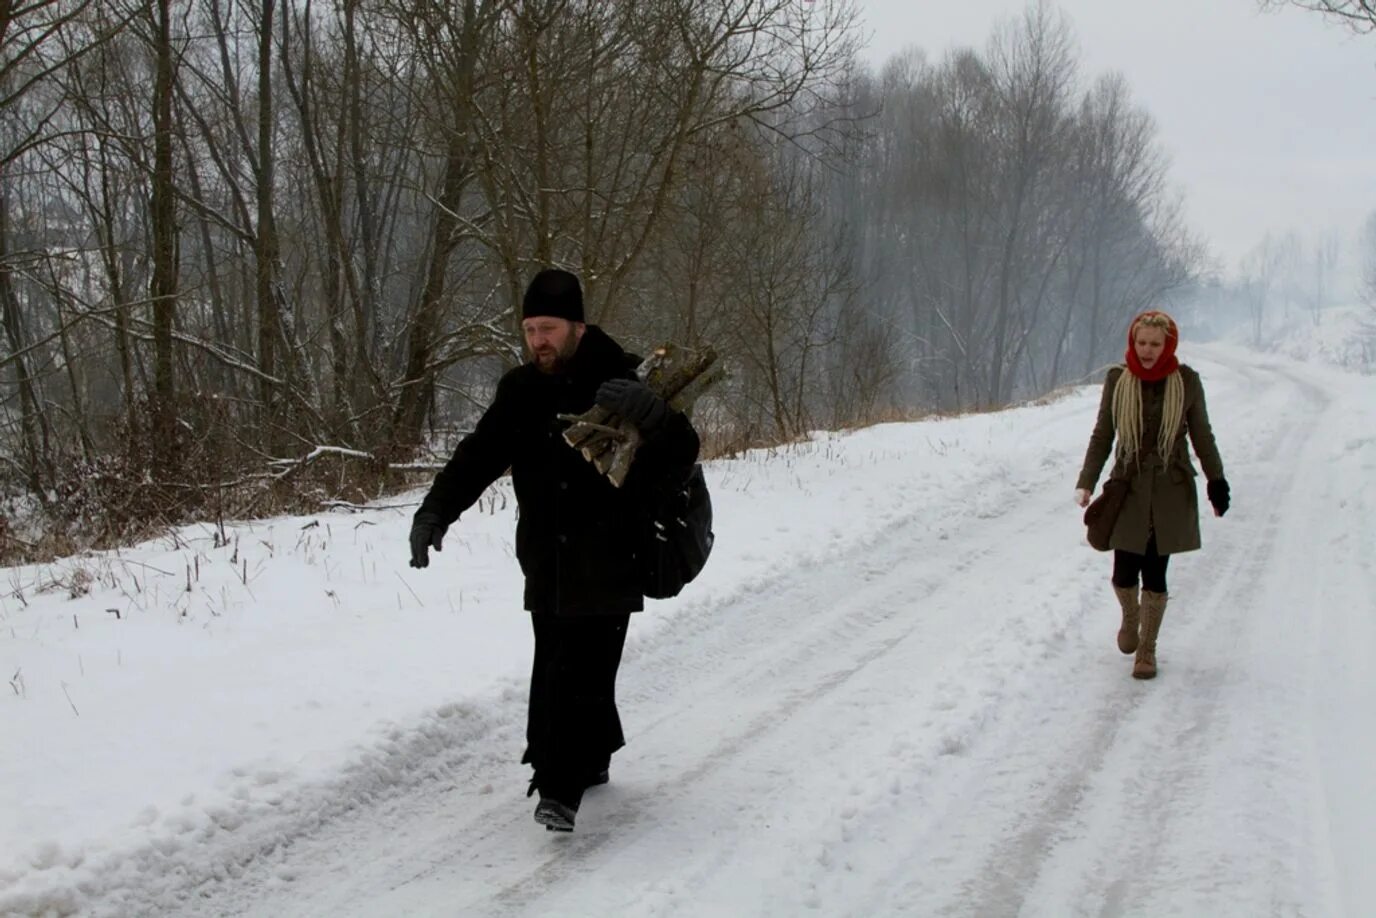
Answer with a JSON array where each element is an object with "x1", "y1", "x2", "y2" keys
[{"x1": 416, "y1": 325, "x2": 700, "y2": 615}]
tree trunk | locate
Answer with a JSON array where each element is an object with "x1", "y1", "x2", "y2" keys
[
  {"x1": 95, "y1": 133, "x2": 141, "y2": 450},
  {"x1": 255, "y1": 0, "x2": 282, "y2": 453},
  {"x1": 392, "y1": 136, "x2": 469, "y2": 450},
  {"x1": 53, "y1": 287, "x2": 96, "y2": 462},
  {"x1": 0, "y1": 172, "x2": 51, "y2": 498},
  {"x1": 150, "y1": 0, "x2": 179, "y2": 480}
]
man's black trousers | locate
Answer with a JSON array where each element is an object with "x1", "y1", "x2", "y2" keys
[{"x1": 523, "y1": 612, "x2": 630, "y2": 808}]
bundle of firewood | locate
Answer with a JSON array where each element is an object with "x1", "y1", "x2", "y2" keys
[{"x1": 559, "y1": 344, "x2": 722, "y2": 487}]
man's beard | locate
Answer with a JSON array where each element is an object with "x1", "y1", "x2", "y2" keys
[{"x1": 532, "y1": 335, "x2": 579, "y2": 374}]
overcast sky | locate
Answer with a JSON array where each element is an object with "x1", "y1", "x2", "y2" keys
[{"x1": 853, "y1": 0, "x2": 1376, "y2": 282}]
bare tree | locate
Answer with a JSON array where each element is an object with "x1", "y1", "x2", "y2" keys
[
  {"x1": 722, "y1": 155, "x2": 853, "y2": 440},
  {"x1": 1239, "y1": 234, "x2": 1289, "y2": 345},
  {"x1": 1260, "y1": 0, "x2": 1376, "y2": 33},
  {"x1": 147, "y1": 0, "x2": 179, "y2": 478},
  {"x1": 469, "y1": 0, "x2": 860, "y2": 318},
  {"x1": 1309, "y1": 230, "x2": 1341, "y2": 325},
  {"x1": 982, "y1": 2, "x2": 1078, "y2": 405},
  {"x1": 1362, "y1": 211, "x2": 1376, "y2": 305},
  {"x1": 1055, "y1": 73, "x2": 1192, "y2": 380},
  {"x1": 279, "y1": 0, "x2": 392, "y2": 433},
  {"x1": 0, "y1": 0, "x2": 122, "y2": 498},
  {"x1": 1356, "y1": 210, "x2": 1376, "y2": 366},
  {"x1": 383, "y1": 0, "x2": 510, "y2": 452}
]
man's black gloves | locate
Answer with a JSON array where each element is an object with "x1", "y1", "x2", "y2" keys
[
  {"x1": 1206, "y1": 478, "x2": 1230, "y2": 517},
  {"x1": 595, "y1": 378, "x2": 667, "y2": 432},
  {"x1": 409, "y1": 511, "x2": 446, "y2": 568}
]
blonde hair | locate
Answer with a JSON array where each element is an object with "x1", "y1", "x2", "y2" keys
[
  {"x1": 1112, "y1": 313, "x2": 1183, "y2": 460},
  {"x1": 1132, "y1": 312, "x2": 1175, "y2": 337}
]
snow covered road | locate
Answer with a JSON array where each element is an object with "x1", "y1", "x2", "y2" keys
[{"x1": 3, "y1": 346, "x2": 1373, "y2": 917}]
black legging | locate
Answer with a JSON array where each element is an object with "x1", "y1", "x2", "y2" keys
[
  {"x1": 524, "y1": 612, "x2": 630, "y2": 807},
  {"x1": 1112, "y1": 533, "x2": 1170, "y2": 593}
]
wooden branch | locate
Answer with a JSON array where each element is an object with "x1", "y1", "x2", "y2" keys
[
  {"x1": 667, "y1": 362, "x2": 726, "y2": 415},
  {"x1": 559, "y1": 344, "x2": 720, "y2": 487},
  {"x1": 253, "y1": 445, "x2": 447, "y2": 484}
]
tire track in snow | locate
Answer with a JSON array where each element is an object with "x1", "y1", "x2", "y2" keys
[
  {"x1": 168, "y1": 398, "x2": 1099, "y2": 918},
  {"x1": 477, "y1": 451, "x2": 1093, "y2": 915},
  {"x1": 114, "y1": 356, "x2": 1355, "y2": 918},
  {"x1": 1106, "y1": 363, "x2": 1331, "y2": 918},
  {"x1": 1085, "y1": 362, "x2": 1338, "y2": 918},
  {"x1": 1288, "y1": 361, "x2": 1376, "y2": 917},
  {"x1": 854, "y1": 356, "x2": 1337, "y2": 917}
]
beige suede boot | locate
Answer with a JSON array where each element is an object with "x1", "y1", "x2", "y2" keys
[
  {"x1": 1133, "y1": 590, "x2": 1168, "y2": 679},
  {"x1": 1112, "y1": 585, "x2": 1140, "y2": 654}
]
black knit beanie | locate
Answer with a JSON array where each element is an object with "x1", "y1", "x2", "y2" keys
[{"x1": 522, "y1": 269, "x2": 585, "y2": 322}]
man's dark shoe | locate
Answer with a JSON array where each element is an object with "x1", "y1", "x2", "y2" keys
[
  {"x1": 585, "y1": 769, "x2": 609, "y2": 789},
  {"x1": 534, "y1": 798, "x2": 577, "y2": 832}
]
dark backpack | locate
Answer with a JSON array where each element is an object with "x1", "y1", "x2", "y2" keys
[{"x1": 641, "y1": 463, "x2": 714, "y2": 599}]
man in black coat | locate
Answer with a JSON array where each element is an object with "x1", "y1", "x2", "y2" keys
[{"x1": 408, "y1": 268, "x2": 700, "y2": 832}]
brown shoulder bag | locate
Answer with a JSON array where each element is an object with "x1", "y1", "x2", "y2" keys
[{"x1": 1083, "y1": 479, "x2": 1129, "y2": 551}]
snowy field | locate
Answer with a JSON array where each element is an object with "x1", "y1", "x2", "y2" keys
[{"x1": 2, "y1": 342, "x2": 1373, "y2": 917}]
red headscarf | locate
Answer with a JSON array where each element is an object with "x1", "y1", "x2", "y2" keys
[{"x1": 1124, "y1": 310, "x2": 1180, "y2": 382}]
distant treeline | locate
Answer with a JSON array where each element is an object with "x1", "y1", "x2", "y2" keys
[{"x1": 0, "y1": 1, "x2": 1196, "y2": 557}]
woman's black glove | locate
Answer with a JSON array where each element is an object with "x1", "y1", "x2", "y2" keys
[
  {"x1": 595, "y1": 378, "x2": 667, "y2": 432},
  {"x1": 409, "y1": 511, "x2": 446, "y2": 568},
  {"x1": 1206, "y1": 478, "x2": 1230, "y2": 517}
]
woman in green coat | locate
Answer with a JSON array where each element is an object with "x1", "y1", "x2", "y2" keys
[{"x1": 1075, "y1": 311, "x2": 1230, "y2": 679}]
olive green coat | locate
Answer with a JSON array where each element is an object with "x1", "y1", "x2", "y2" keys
[{"x1": 1076, "y1": 364, "x2": 1225, "y2": 555}]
